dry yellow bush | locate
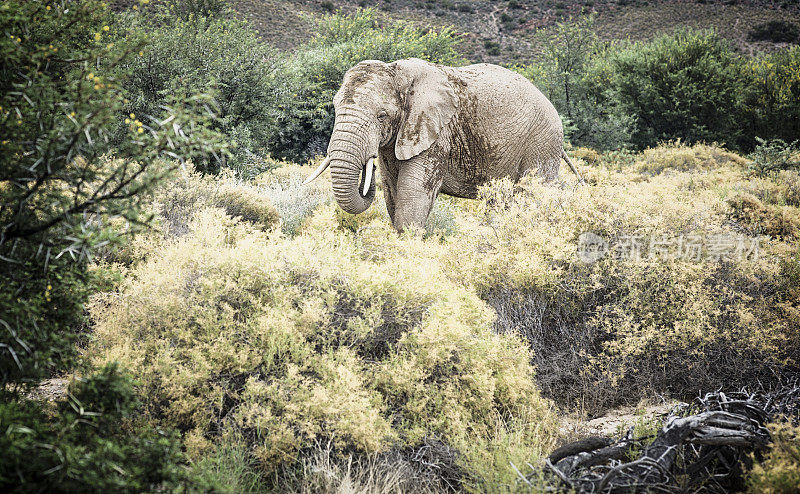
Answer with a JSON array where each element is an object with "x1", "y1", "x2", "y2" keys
[
  {"x1": 747, "y1": 422, "x2": 800, "y2": 494},
  {"x1": 571, "y1": 146, "x2": 602, "y2": 166},
  {"x1": 636, "y1": 141, "x2": 748, "y2": 175},
  {"x1": 89, "y1": 204, "x2": 558, "y2": 485}
]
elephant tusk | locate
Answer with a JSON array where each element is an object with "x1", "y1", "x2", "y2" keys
[
  {"x1": 302, "y1": 156, "x2": 331, "y2": 185},
  {"x1": 362, "y1": 157, "x2": 375, "y2": 196}
]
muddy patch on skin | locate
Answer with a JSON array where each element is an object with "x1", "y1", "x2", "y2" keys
[
  {"x1": 443, "y1": 97, "x2": 494, "y2": 197},
  {"x1": 338, "y1": 65, "x2": 376, "y2": 105}
]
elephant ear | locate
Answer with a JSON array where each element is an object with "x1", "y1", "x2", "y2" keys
[{"x1": 392, "y1": 59, "x2": 458, "y2": 161}]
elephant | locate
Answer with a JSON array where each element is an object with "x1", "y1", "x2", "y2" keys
[{"x1": 304, "y1": 58, "x2": 582, "y2": 231}]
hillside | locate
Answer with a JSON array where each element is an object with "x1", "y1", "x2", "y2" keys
[{"x1": 226, "y1": 0, "x2": 800, "y2": 62}]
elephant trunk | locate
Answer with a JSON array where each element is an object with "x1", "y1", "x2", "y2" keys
[{"x1": 327, "y1": 112, "x2": 378, "y2": 215}]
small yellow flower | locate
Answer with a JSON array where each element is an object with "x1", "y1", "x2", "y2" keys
[
  {"x1": 129, "y1": 113, "x2": 135, "y2": 119},
  {"x1": 136, "y1": 120, "x2": 142, "y2": 127},
  {"x1": 132, "y1": 5, "x2": 138, "y2": 9},
  {"x1": 87, "y1": 72, "x2": 94, "y2": 80},
  {"x1": 47, "y1": 284, "x2": 52, "y2": 290},
  {"x1": 125, "y1": 118, "x2": 130, "y2": 124},
  {"x1": 103, "y1": 25, "x2": 109, "y2": 31},
  {"x1": 17, "y1": 120, "x2": 22, "y2": 125},
  {"x1": 138, "y1": 51, "x2": 144, "y2": 56},
  {"x1": 137, "y1": 127, "x2": 144, "y2": 133},
  {"x1": 69, "y1": 111, "x2": 75, "y2": 117},
  {"x1": 94, "y1": 32, "x2": 101, "y2": 41},
  {"x1": 46, "y1": 5, "x2": 51, "y2": 10},
  {"x1": 16, "y1": 37, "x2": 21, "y2": 43},
  {"x1": 94, "y1": 84, "x2": 101, "y2": 90}
]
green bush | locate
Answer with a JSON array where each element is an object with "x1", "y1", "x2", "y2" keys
[
  {"x1": 0, "y1": 1, "x2": 222, "y2": 489},
  {"x1": 121, "y1": 6, "x2": 279, "y2": 172},
  {"x1": 0, "y1": 0, "x2": 222, "y2": 386},
  {"x1": 268, "y1": 9, "x2": 463, "y2": 162},
  {"x1": 0, "y1": 364, "x2": 184, "y2": 492},
  {"x1": 748, "y1": 138, "x2": 800, "y2": 176},
  {"x1": 605, "y1": 29, "x2": 742, "y2": 150},
  {"x1": 739, "y1": 47, "x2": 800, "y2": 150}
]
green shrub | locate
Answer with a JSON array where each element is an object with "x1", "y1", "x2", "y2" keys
[
  {"x1": 520, "y1": 16, "x2": 633, "y2": 150},
  {"x1": 605, "y1": 29, "x2": 742, "y2": 150},
  {"x1": 122, "y1": 6, "x2": 279, "y2": 173},
  {"x1": 268, "y1": 9, "x2": 463, "y2": 162},
  {"x1": 739, "y1": 47, "x2": 800, "y2": 150},
  {"x1": 0, "y1": 364, "x2": 184, "y2": 492},
  {"x1": 748, "y1": 138, "x2": 800, "y2": 176},
  {"x1": 0, "y1": 0, "x2": 222, "y2": 386},
  {"x1": 0, "y1": 2, "x2": 222, "y2": 489}
]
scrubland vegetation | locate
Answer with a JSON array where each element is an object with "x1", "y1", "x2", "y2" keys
[{"x1": 3, "y1": 0, "x2": 799, "y2": 492}]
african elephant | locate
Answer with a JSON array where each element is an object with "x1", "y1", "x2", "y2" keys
[{"x1": 304, "y1": 58, "x2": 582, "y2": 231}]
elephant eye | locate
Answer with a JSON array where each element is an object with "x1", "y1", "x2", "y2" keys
[{"x1": 377, "y1": 110, "x2": 388, "y2": 121}]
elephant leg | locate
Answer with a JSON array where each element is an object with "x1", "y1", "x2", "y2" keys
[{"x1": 393, "y1": 160, "x2": 442, "y2": 232}]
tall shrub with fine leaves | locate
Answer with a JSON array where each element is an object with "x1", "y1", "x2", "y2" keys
[{"x1": 0, "y1": 1, "x2": 223, "y2": 489}]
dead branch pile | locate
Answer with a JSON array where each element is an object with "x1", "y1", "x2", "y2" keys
[{"x1": 533, "y1": 380, "x2": 800, "y2": 493}]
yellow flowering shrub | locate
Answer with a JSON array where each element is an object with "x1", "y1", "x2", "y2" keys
[
  {"x1": 446, "y1": 149, "x2": 800, "y2": 413},
  {"x1": 636, "y1": 141, "x2": 748, "y2": 175},
  {"x1": 747, "y1": 422, "x2": 800, "y2": 494},
  {"x1": 153, "y1": 166, "x2": 280, "y2": 238},
  {"x1": 89, "y1": 201, "x2": 557, "y2": 483}
]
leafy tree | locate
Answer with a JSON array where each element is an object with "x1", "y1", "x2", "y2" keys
[
  {"x1": 0, "y1": 1, "x2": 223, "y2": 489},
  {"x1": 739, "y1": 46, "x2": 800, "y2": 151},
  {"x1": 0, "y1": 364, "x2": 184, "y2": 492},
  {"x1": 0, "y1": 0, "x2": 223, "y2": 385},
  {"x1": 520, "y1": 16, "x2": 632, "y2": 150}
]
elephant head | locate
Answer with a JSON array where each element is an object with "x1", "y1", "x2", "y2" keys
[{"x1": 303, "y1": 59, "x2": 458, "y2": 215}]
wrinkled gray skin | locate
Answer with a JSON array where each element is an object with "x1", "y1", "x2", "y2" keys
[{"x1": 326, "y1": 58, "x2": 568, "y2": 231}]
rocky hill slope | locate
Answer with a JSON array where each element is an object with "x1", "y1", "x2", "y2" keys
[{"x1": 227, "y1": 0, "x2": 799, "y2": 62}]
